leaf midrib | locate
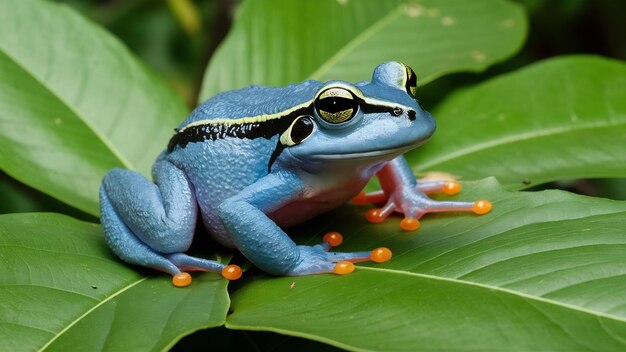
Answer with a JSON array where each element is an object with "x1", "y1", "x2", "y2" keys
[
  {"x1": 361, "y1": 266, "x2": 626, "y2": 323},
  {"x1": 0, "y1": 45, "x2": 134, "y2": 171},
  {"x1": 415, "y1": 118, "x2": 626, "y2": 170},
  {"x1": 225, "y1": 265, "x2": 625, "y2": 351},
  {"x1": 37, "y1": 277, "x2": 147, "y2": 351}
]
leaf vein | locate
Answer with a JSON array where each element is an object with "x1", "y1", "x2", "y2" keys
[
  {"x1": 36, "y1": 278, "x2": 147, "y2": 351},
  {"x1": 308, "y1": 4, "x2": 403, "y2": 80},
  {"x1": 415, "y1": 120, "x2": 626, "y2": 170},
  {"x1": 0, "y1": 46, "x2": 135, "y2": 170},
  {"x1": 360, "y1": 266, "x2": 626, "y2": 323}
]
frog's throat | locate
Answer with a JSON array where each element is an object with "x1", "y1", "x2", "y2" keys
[{"x1": 309, "y1": 145, "x2": 413, "y2": 161}]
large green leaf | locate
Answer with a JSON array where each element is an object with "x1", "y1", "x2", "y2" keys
[
  {"x1": 200, "y1": 0, "x2": 526, "y2": 101},
  {"x1": 226, "y1": 179, "x2": 626, "y2": 351},
  {"x1": 0, "y1": 0, "x2": 187, "y2": 215},
  {"x1": 0, "y1": 213, "x2": 229, "y2": 352},
  {"x1": 407, "y1": 55, "x2": 626, "y2": 189}
]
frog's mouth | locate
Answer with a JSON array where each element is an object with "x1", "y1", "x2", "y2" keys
[{"x1": 311, "y1": 145, "x2": 412, "y2": 160}]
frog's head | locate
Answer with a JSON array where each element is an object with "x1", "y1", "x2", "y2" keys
[{"x1": 282, "y1": 62, "x2": 435, "y2": 169}]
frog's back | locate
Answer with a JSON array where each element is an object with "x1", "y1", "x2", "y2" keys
[
  {"x1": 178, "y1": 81, "x2": 323, "y2": 128},
  {"x1": 165, "y1": 80, "x2": 325, "y2": 195}
]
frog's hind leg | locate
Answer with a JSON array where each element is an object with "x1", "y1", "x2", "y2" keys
[
  {"x1": 100, "y1": 190, "x2": 182, "y2": 277},
  {"x1": 100, "y1": 161, "x2": 236, "y2": 286}
]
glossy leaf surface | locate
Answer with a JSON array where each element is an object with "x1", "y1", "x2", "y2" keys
[
  {"x1": 0, "y1": 213, "x2": 229, "y2": 352},
  {"x1": 0, "y1": 0, "x2": 187, "y2": 215},
  {"x1": 407, "y1": 56, "x2": 626, "y2": 189},
  {"x1": 200, "y1": 0, "x2": 526, "y2": 100},
  {"x1": 227, "y1": 179, "x2": 626, "y2": 351}
]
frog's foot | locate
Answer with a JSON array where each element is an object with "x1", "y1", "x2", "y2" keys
[
  {"x1": 362, "y1": 188, "x2": 492, "y2": 231},
  {"x1": 288, "y1": 232, "x2": 392, "y2": 276},
  {"x1": 107, "y1": 245, "x2": 241, "y2": 287},
  {"x1": 167, "y1": 253, "x2": 243, "y2": 284},
  {"x1": 156, "y1": 255, "x2": 242, "y2": 287},
  {"x1": 101, "y1": 204, "x2": 241, "y2": 287},
  {"x1": 101, "y1": 194, "x2": 240, "y2": 287}
]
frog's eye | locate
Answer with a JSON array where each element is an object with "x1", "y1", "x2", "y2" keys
[
  {"x1": 280, "y1": 115, "x2": 314, "y2": 146},
  {"x1": 404, "y1": 64, "x2": 417, "y2": 98},
  {"x1": 314, "y1": 87, "x2": 359, "y2": 124}
]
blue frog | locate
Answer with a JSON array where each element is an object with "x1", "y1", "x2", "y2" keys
[{"x1": 99, "y1": 62, "x2": 492, "y2": 286}]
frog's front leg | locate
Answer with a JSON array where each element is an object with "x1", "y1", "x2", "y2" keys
[
  {"x1": 355, "y1": 157, "x2": 492, "y2": 231},
  {"x1": 100, "y1": 160, "x2": 240, "y2": 287},
  {"x1": 218, "y1": 171, "x2": 392, "y2": 276}
]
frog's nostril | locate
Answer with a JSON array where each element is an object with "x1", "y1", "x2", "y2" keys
[{"x1": 408, "y1": 110, "x2": 416, "y2": 121}]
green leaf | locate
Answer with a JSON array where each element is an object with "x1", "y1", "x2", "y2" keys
[
  {"x1": 226, "y1": 179, "x2": 626, "y2": 351},
  {"x1": 0, "y1": 0, "x2": 188, "y2": 216},
  {"x1": 0, "y1": 213, "x2": 229, "y2": 352},
  {"x1": 407, "y1": 55, "x2": 626, "y2": 189},
  {"x1": 200, "y1": 0, "x2": 527, "y2": 101}
]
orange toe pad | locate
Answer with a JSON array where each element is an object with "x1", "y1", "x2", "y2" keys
[
  {"x1": 222, "y1": 265, "x2": 243, "y2": 280},
  {"x1": 172, "y1": 272, "x2": 192, "y2": 287},
  {"x1": 371, "y1": 247, "x2": 392, "y2": 263},
  {"x1": 443, "y1": 181, "x2": 461, "y2": 195},
  {"x1": 365, "y1": 208, "x2": 385, "y2": 223},
  {"x1": 400, "y1": 217, "x2": 420, "y2": 231},
  {"x1": 333, "y1": 261, "x2": 355, "y2": 275},
  {"x1": 472, "y1": 200, "x2": 493, "y2": 215},
  {"x1": 323, "y1": 232, "x2": 343, "y2": 247}
]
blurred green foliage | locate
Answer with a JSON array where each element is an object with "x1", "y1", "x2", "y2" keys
[
  {"x1": 56, "y1": 0, "x2": 233, "y2": 106},
  {"x1": 53, "y1": 0, "x2": 625, "y2": 108},
  {"x1": 420, "y1": 0, "x2": 625, "y2": 108}
]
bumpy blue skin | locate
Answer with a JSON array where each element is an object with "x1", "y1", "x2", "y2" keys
[{"x1": 100, "y1": 62, "x2": 462, "y2": 278}]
